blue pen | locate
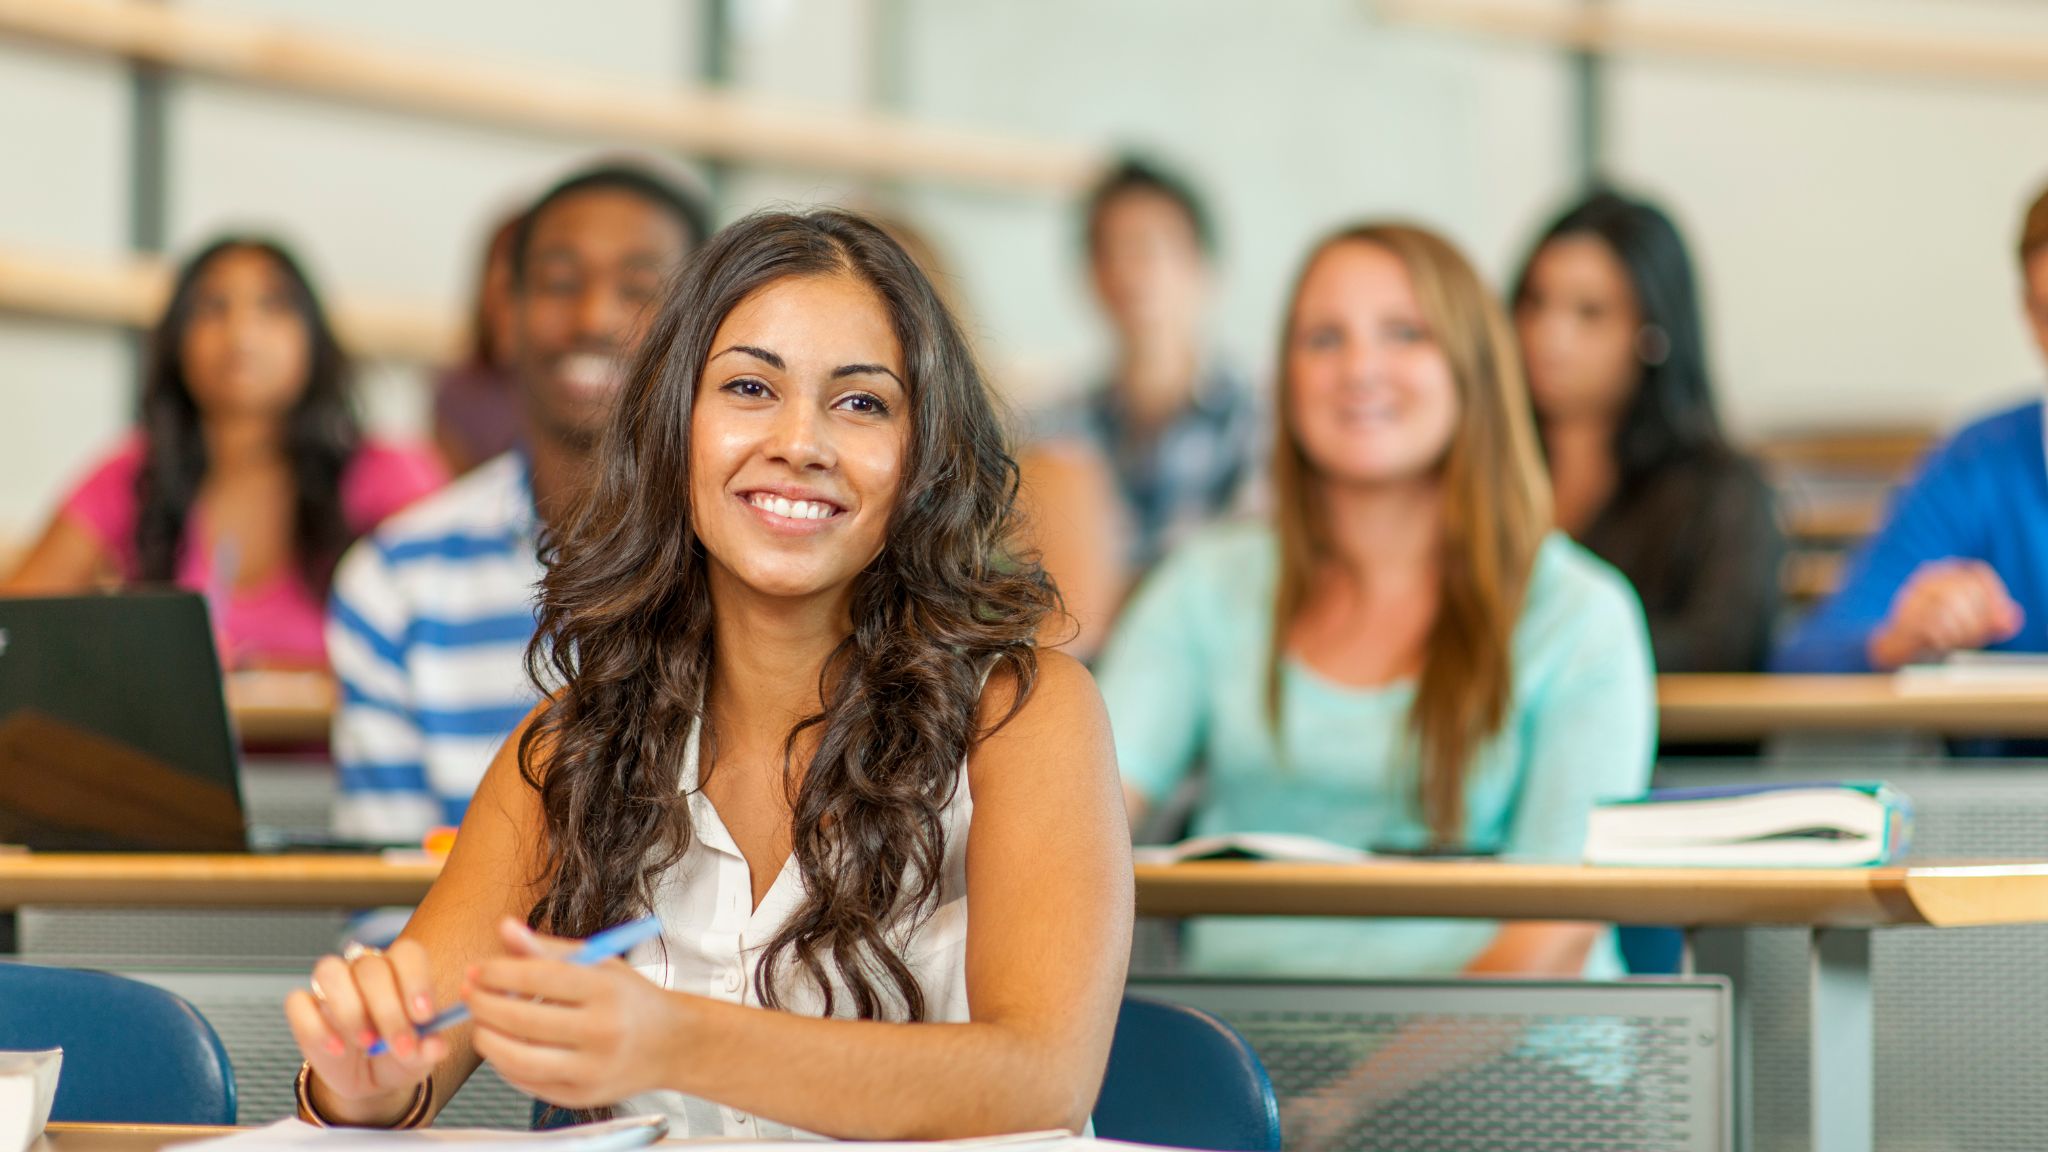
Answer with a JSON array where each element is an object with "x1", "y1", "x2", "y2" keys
[{"x1": 367, "y1": 915, "x2": 663, "y2": 1057}]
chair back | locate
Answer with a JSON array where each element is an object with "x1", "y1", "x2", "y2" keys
[
  {"x1": 1093, "y1": 994, "x2": 1281, "y2": 1151},
  {"x1": 0, "y1": 962, "x2": 236, "y2": 1124}
]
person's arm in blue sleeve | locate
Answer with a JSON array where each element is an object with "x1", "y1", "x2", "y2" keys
[
  {"x1": 1090, "y1": 538, "x2": 1219, "y2": 829},
  {"x1": 1772, "y1": 441, "x2": 1987, "y2": 673}
]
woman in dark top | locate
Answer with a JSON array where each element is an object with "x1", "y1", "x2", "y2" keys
[{"x1": 1512, "y1": 190, "x2": 1784, "y2": 673}]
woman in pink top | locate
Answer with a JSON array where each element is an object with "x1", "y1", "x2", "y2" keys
[{"x1": 1, "y1": 237, "x2": 445, "y2": 668}]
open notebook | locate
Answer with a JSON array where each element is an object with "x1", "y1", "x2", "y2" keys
[
  {"x1": 1131, "y1": 832, "x2": 1377, "y2": 865},
  {"x1": 1896, "y1": 650, "x2": 2048, "y2": 694}
]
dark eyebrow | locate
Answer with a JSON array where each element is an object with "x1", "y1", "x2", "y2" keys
[
  {"x1": 712, "y1": 344, "x2": 784, "y2": 369},
  {"x1": 832, "y1": 363, "x2": 905, "y2": 386}
]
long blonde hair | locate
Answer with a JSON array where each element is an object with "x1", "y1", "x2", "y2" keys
[{"x1": 1266, "y1": 223, "x2": 1552, "y2": 843}]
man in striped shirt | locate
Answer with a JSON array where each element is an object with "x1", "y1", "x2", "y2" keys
[{"x1": 326, "y1": 162, "x2": 709, "y2": 841}]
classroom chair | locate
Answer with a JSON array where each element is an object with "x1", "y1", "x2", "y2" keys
[
  {"x1": 1616, "y1": 924, "x2": 1684, "y2": 975},
  {"x1": 0, "y1": 961, "x2": 237, "y2": 1124},
  {"x1": 1092, "y1": 994, "x2": 1281, "y2": 1151}
]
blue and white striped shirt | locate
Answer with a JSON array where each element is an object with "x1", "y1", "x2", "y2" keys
[{"x1": 326, "y1": 452, "x2": 543, "y2": 841}]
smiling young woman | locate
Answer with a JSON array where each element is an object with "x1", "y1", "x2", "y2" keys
[
  {"x1": 1097, "y1": 221, "x2": 1654, "y2": 980},
  {"x1": 281, "y1": 211, "x2": 1132, "y2": 1138}
]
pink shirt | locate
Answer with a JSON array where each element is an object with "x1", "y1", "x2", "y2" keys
[{"x1": 59, "y1": 434, "x2": 447, "y2": 668}]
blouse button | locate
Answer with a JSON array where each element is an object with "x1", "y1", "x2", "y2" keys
[{"x1": 723, "y1": 967, "x2": 743, "y2": 994}]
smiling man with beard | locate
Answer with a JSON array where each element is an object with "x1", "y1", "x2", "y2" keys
[{"x1": 327, "y1": 162, "x2": 709, "y2": 843}]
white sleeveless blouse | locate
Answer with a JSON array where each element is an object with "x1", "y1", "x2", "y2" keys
[{"x1": 614, "y1": 718, "x2": 973, "y2": 1139}]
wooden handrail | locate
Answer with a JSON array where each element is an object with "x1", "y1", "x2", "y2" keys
[
  {"x1": 0, "y1": 0, "x2": 1101, "y2": 194},
  {"x1": 0, "y1": 242, "x2": 460, "y2": 363},
  {"x1": 1379, "y1": 0, "x2": 2048, "y2": 89}
]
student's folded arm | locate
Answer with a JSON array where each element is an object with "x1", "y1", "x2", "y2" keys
[
  {"x1": 1474, "y1": 574, "x2": 1656, "y2": 977},
  {"x1": 326, "y1": 542, "x2": 438, "y2": 842},
  {"x1": 643, "y1": 652, "x2": 1133, "y2": 1139},
  {"x1": 1089, "y1": 542, "x2": 1217, "y2": 828},
  {"x1": 1772, "y1": 439, "x2": 1981, "y2": 673},
  {"x1": 1, "y1": 514, "x2": 111, "y2": 595}
]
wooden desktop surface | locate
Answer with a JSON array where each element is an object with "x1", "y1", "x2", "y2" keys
[
  {"x1": 224, "y1": 670, "x2": 335, "y2": 746},
  {"x1": 0, "y1": 853, "x2": 442, "y2": 909},
  {"x1": 1658, "y1": 673, "x2": 2048, "y2": 740},
  {"x1": 37, "y1": 1125, "x2": 231, "y2": 1152},
  {"x1": 6, "y1": 853, "x2": 2048, "y2": 928},
  {"x1": 219, "y1": 672, "x2": 2048, "y2": 748}
]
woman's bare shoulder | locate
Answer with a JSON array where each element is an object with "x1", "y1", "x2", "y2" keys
[{"x1": 972, "y1": 649, "x2": 1114, "y2": 791}]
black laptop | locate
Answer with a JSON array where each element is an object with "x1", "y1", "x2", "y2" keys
[{"x1": 0, "y1": 591, "x2": 248, "y2": 852}]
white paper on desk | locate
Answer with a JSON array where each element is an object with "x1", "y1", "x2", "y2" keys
[
  {"x1": 677, "y1": 1131, "x2": 1076, "y2": 1152},
  {"x1": 1896, "y1": 652, "x2": 2048, "y2": 695},
  {"x1": 1, "y1": 1049, "x2": 63, "y2": 1152},
  {"x1": 164, "y1": 1116, "x2": 664, "y2": 1152}
]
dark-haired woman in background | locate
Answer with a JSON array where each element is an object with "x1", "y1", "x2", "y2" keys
[
  {"x1": 279, "y1": 211, "x2": 1128, "y2": 1137},
  {"x1": 1, "y1": 238, "x2": 445, "y2": 667},
  {"x1": 1513, "y1": 191, "x2": 1784, "y2": 673}
]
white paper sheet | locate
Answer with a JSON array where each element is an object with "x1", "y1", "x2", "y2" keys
[{"x1": 165, "y1": 1117, "x2": 667, "y2": 1152}]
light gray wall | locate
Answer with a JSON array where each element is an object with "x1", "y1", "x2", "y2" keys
[
  {"x1": 891, "y1": 0, "x2": 1576, "y2": 404},
  {"x1": 0, "y1": 40, "x2": 135, "y2": 542},
  {"x1": 1606, "y1": 0, "x2": 2048, "y2": 437},
  {"x1": 3, "y1": 0, "x2": 2047, "y2": 543}
]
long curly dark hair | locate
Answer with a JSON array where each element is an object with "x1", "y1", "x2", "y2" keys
[
  {"x1": 520, "y1": 210, "x2": 1056, "y2": 1021},
  {"x1": 136, "y1": 237, "x2": 359, "y2": 589}
]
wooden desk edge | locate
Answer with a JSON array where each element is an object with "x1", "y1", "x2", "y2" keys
[
  {"x1": 0, "y1": 854, "x2": 441, "y2": 909},
  {"x1": 1133, "y1": 861, "x2": 2048, "y2": 928},
  {"x1": 9, "y1": 855, "x2": 2048, "y2": 928},
  {"x1": 1656, "y1": 673, "x2": 2048, "y2": 740}
]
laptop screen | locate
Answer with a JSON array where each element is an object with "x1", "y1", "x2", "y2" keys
[{"x1": 0, "y1": 592, "x2": 247, "y2": 852}]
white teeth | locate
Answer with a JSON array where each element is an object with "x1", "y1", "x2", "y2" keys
[
  {"x1": 560, "y1": 353, "x2": 621, "y2": 390},
  {"x1": 748, "y1": 493, "x2": 837, "y2": 521}
]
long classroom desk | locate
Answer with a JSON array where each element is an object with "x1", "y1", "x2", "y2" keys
[
  {"x1": 225, "y1": 672, "x2": 2048, "y2": 751},
  {"x1": 6, "y1": 853, "x2": 2044, "y2": 926},
  {"x1": 1658, "y1": 672, "x2": 2048, "y2": 742},
  {"x1": 18, "y1": 857, "x2": 2048, "y2": 1152}
]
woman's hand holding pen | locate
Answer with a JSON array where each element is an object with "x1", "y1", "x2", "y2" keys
[
  {"x1": 464, "y1": 917, "x2": 686, "y2": 1109},
  {"x1": 282, "y1": 937, "x2": 446, "y2": 1125}
]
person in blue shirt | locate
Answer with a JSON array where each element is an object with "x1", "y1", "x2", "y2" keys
[
  {"x1": 1775, "y1": 183, "x2": 2048, "y2": 673},
  {"x1": 1096, "y1": 221, "x2": 1655, "y2": 979}
]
